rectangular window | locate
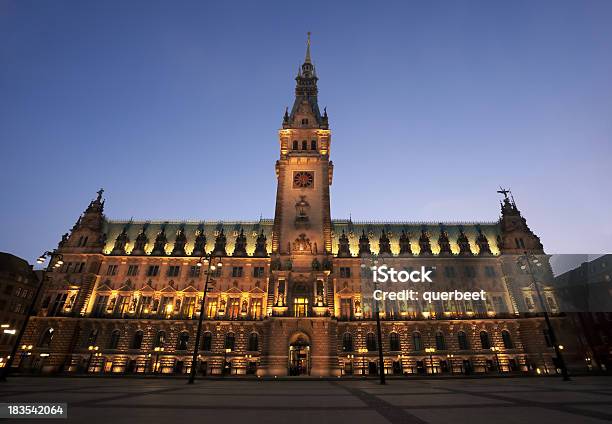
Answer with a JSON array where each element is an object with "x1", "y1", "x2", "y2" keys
[
  {"x1": 340, "y1": 267, "x2": 351, "y2": 278},
  {"x1": 107, "y1": 265, "x2": 118, "y2": 276},
  {"x1": 167, "y1": 265, "x2": 180, "y2": 277},
  {"x1": 146, "y1": 265, "x2": 159, "y2": 277},
  {"x1": 189, "y1": 266, "x2": 201, "y2": 278},
  {"x1": 206, "y1": 298, "x2": 218, "y2": 318},
  {"x1": 127, "y1": 265, "x2": 139, "y2": 276},
  {"x1": 253, "y1": 267, "x2": 265, "y2": 278},
  {"x1": 64, "y1": 263, "x2": 73, "y2": 273},
  {"x1": 340, "y1": 298, "x2": 352, "y2": 319},
  {"x1": 249, "y1": 298, "x2": 262, "y2": 319},
  {"x1": 232, "y1": 267, "x2": 243, "y2": 278},
  {"x1": 485, "y1": 266, "x2": 496, "y2": 277},
  {"x1": 77, "y1": 262, "x2": 85, "y2": 273},
  {"x1": 92, "y1": 295, "x2": 108, "y2": 316},
  {"x1": 228, "y1": 298, "x2": 240, "y2": 318}
]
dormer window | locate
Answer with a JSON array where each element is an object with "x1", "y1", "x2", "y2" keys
[
  {"x1": 302, "y1": 140, "x2": 307, "y2": 150},
  {"x1": 311, "y1": 140, "x2": 317, "y2": 150},
  {"x1": 292, "y1": 140, "x2": 298, "y2": 150},
  {"x1": 301, "y1": 118, "x2": 309, "y2": 125}
]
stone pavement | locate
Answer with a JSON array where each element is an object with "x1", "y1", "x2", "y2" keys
[{"x1": 0, "y1": 376, "x2": 611, "y2": 423}]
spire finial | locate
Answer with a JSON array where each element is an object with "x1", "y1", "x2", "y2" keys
[{"x1": 305, "y1": 32, "x2": 312, "y2": 64}]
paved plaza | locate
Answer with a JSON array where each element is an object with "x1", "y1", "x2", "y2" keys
[{"x1": 0, "y1": 376, "x2": 611, "y2": 423}]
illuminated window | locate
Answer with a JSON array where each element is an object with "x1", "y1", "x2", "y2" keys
[{"x1": 294, "y1": 297, "x2": 308, "y2": 317}]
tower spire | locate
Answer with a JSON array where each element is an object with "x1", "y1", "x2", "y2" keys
[{"x1": 305, "y1": 32, "x2": 312, "y2": 64}]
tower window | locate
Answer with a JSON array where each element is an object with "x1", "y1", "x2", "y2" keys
[
  {"x1": 301, "y1": 118, "x2": 308, "y2": 125},
  {"x1": 311, "y1": 140, "x2": 317, "y2": 150},
  {"x1": 302, "y1": 140, "x2": 307, "y2": 150},
  {"x1": 292, "y1": 140, "x2": 298, "y2": 150}
]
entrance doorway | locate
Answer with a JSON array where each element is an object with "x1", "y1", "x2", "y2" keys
[{"x1": 288, "y1": 334, "x2": 310, "y2": 376}]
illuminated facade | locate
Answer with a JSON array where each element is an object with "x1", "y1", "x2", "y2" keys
[{"x1": 18, "y1": 37, "x2": 581, "y2": 377}]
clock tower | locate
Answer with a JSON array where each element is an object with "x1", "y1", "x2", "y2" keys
[{"x1": 272, "y1": 33, "x2": 333, "y2": 265}]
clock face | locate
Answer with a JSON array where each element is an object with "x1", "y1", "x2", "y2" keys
[{"x1": 293, "y1": 171, "x2": 314, "y2": 188}]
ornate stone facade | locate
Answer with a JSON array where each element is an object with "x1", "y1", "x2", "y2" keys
[{"x1": 17, "y1": 36, "x2": 581, "y2": 377}]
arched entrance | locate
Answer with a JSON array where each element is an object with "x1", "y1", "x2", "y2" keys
[{"x1": 288, "y1": 332, "x2": 310, "y2": 376}]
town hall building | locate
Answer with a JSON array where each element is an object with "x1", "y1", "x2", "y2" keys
[{"x1": 17, "y1": 36, "x2": 579, "y2": 377}]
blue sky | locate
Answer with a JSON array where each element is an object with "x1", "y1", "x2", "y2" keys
[{"x1": 1, "y1": 0, "x2": 611, "y2": 263}]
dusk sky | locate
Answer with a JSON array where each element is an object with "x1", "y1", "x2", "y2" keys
[{"x1": 1, "y1": 0, "x2": 611, "y2": 264}]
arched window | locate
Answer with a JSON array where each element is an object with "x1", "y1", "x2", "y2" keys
[
  {"x1": 225, "y1": 332, "x2": 235, "y2": 351},
  {"x1": 108, "y1": 330, "x2": 120, "y2": 349},
  {"x1": 84, "y1": 329, "x2": 98, "y2": 348},
  {"x1": 154, "y1": 330, "x2": 166, "y2": 348},
  {"x1": 292, "y1": 140, "x2": 298, "y2": 150},
  {"x1": 311, "y1": 140, "x2": 317, "y2": 150},
  {"x1": 177, "y1": 332, "x2": 189, "y2": 350},
  {"x1": 342, "y1": 332, "x2": 353, "y2": 352},
  {"x1": 301, "y1": 140, "x2": 308, "y2": 150},
  {"x1": 457, "y1": 331, "x2": 469, "y2": 350},
  {"x1": 366, "y1": 333, "x2": 377, "y2": 351},
  {"x1": 435, "y1": 331, "x2": 446, "y2": 350},
  {"x1": 301, "y1": 118, "x2": 308, "y2": 125},
  {"x1": 502, "y1": 330, "x2": 513, "y2": 349},
  {"x1": 248, "y1": 333, "x2": 259, "y2": 351},
  {"x1": 412, "y1": 332, "x2": 423, "y2": 351},
  {"x1": 38, "y1": 328, "x2": 54, "y2": 348},
  {"x1": 389, "y1": 332, "x2": 401, "y2": 351},
  {"x1": 480, "y1": 331, "x2": 490, "y2": 349},
  {"x1": 132, "y1": 330, "x2": 143, "y2": 349},
  {"x1": 200, "y1": 332, "x2": 212, "y2": 351}
]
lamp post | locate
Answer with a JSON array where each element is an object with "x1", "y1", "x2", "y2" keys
[
  {"x1": 361, "y1": 258, "x2": 386, "y2": 385},
  {"x1": 223, "y1": 348, "x2": 231, "y2": 376},
  {"x1": 491, "y1": 346, "x2": 501, "y2": 373},
  {"x1": 154, "y1": 346, "x2": 164, "y2": 374},
  {"x1": 358, "y1": 347, "x2": 368, "y2": 376},
  {"x1": 188, "y1": 253, "x2": 222, "y2": 384},
  {"x1": 346, "y1": 354, "x2": 354, "y2": 375},
  {"x1": 425, "y1": 347, "x2": 436, "y2": 374},
  {"x1": 447, "y1": 354, "x2": 455, "y2": 374},
  {"x1": 518, "y1": 252, "x2": 570, "y2": 381},
  {"x1": 0, "y1": 251, "x2": 63, "y2": 382},
  {"x1": 86, "y1": 345, "x2": 99, "y2": 373}
]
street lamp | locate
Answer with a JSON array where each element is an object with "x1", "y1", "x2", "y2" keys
[
  {"x1": 0, "y1": 251, "x2": 63, "y2": 382},
  {"x1": 154, "y1": 346, "x2": 164, "y2": 374},
  {"x1": 447, "y1": 354, "x2": 455, "y2": 374},
  {"x1": 224, "y1": 348, "x2": 232, "y2": 376},
  {"x1": 361, "y1": 258, "x2": 386, "y2": 385},
  {"x1": 86, "y1": 345, "x2": 99, "y2": 373},
  {"x1": 188, "y1": 253, "x2": 222, "y2": 384},
  {"x1": 491, "y1": 347, "x2": 501, "y2": 373},
  {"x1": 518, "y1": 252, "x2": 570, "y2": 381},
  {"x1": 425, "y1": 347, "x2": 436, "y2": 374},
  {"x1": 358, "y1": 347, "x2": 368, "y2": 376}
]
